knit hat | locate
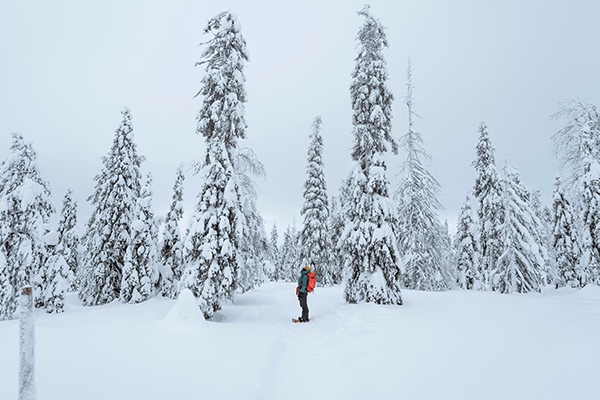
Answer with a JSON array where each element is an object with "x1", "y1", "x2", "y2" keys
[{"x1": 303, "y1": 266, "x2": 311, "y2": 271}]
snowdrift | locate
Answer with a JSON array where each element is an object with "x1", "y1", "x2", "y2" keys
[{"x1": 160, "y1": 288, "x2": 208, "y2": 332}]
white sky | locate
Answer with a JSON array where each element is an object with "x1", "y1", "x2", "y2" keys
[{"x1": 1, "y1": 0, "x2": 599, "y2": 238}]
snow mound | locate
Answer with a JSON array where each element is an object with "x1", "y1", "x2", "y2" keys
[{"x1": 161, "y1": 289, "x2": 208, "y2": 332}]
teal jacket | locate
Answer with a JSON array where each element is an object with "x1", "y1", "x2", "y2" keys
[{"x1": 297, "y1": 269, "x2": 310, "y2": 293}]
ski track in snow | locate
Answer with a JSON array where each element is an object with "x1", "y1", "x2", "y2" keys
[{"x1": 1, "y1": 282, "x2": 599, "y2": 400}]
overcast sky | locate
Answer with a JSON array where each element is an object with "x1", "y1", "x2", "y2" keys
[{"x1": 1, "y1": 0, "x2": 599, "y2": 238}]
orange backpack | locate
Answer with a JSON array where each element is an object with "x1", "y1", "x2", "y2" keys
[{"x1": 306, "y1": 271, "x2": 316, "y2": 293}]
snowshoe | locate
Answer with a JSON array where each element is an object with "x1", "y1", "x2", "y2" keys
[{"x1": 292, "y1": 318, "x2": 309, "y2": 323}]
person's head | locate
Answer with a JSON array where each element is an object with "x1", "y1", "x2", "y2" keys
[{"x1": 302, "y1": 266, "x2": 311, "y2": 272}]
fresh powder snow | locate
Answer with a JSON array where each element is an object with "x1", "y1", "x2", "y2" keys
[{"x1": 1, "y1": 282, "x2": 598, "y2": 400}]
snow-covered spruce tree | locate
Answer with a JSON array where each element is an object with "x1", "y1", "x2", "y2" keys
[
  {"x1": 120, "y1": 173, "x2": 158, "y2": 304},
  {"x1": 0, "y1": 251, "x2": 6, "y2": 317},
  {"x1": 0, "y1": 133, "x2": 54, "y2": 320},
  {"x1": 552, "y1": 100, "x2": 600, "y2": 285},
  {"x1": 279, "y1": 224, "x2": 300, "y2": 282},
  {"x1": 274, "y1": 223, "x2": 293, "y2": 282},
  {"x1": 340, "y1": 6, "x2": 402, "y2": 305},
  {"x1": 454, "y1": 194, "x2": 479, "y2": 289},
  {"x1": 181, "y1": 11, "x2": 253, "y2": 318},
  {"x1": 30, "y1": 223, "x2": 61, "y2": 309},
  {"x1": 472, "y1": 122, "x2": 503, "y2": 289},
  {"x1": 551, "y1": 174, "x2": 581, "y2": 287},
  {"x1": 575, "y1": 135, "x2": 600, "y2": 284},
  {"x1": 235, "y1": 148, "x2": 268, "y2": 293},
  {"x1": 531, "y1": 190, "x2": 557, "y2": 285},
  {"x1": 441, "y1": 220, "x2": 455, "y2": 281},
  {"x1": 491, "y1": 162, "x2": 546, "y2": 294},
  {"x1": 542, "y1": 204, "x2": 557, "y2": 283},
  {"x1": 79, "y1": 108, "x2": 144, "y2": 306},
  {"x1": 299, "y1": 116, "x2": 333, "y2": 286},
  {"x1": 56, "y1": 189, "x2": 78, "y2": 291},
  {"x1": 328, "y1": 194, "x2": 345, "y2": 284},
  {"x1": 268, "y1": 223, "x2": 280, "y2": 281},
  {"x1": 395, "y1": 60, "x2": 450, "y2": 291},
  {"x1": 43, "y1": 250, "x2": 69, "y2": 314},
  {"x1": 159, "y1": 166, "x2": 185, "y2": 299}
]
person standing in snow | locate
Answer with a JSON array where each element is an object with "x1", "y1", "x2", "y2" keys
[{"x1": 295, "y1": 266, "x2": 312, "y2": 322}]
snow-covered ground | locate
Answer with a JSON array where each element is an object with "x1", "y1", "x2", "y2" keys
[{"x1": 1, "y1": 282, "x2": 599, "y2": 400}]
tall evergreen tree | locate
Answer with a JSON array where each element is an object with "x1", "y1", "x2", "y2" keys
[
  {"x1": 56, "y1": 189, "x2": 78, "y2": 291},
  {"x1": 235, "y1": 148, "x2": 268, "y2": 293},
  {"x1": 0, "y1": 133, "x2": 54, "y2": 320},
  {"x1": 492, "y1": 162, "x2": 545, "y2": 294},
  {"x1": 551, "y1": 174, "x2": 582, "y2": 287},
  {"x1": 160, "y1": 166, "x2": 185, "y2": 299},
  {"x1": 472, "y1": 123, "x2": 503, "y2": 289},
  {"x1": 79, "y1": 108, "x2": 144, "y2": 306},
  {"x1": 531, "y1": 190, "x2": 556, "y2": 285},
  {"x1": 0, "y1": 252, "x2": 6, "y2": 318},
  {"x1": 181, "y1": 11, "x2": 254, "y2": 318},
  {"x1": 454, "y1": 194, "x2": 479, "y2": 289},
  {"x1": 328, "y1": 194, "x2": 345, "y2": 284},
  {"x1": 269, "y1": 223, "x2": 280, "y2": 281},
  {"x1": 43, "y1": 249, "x2": 69, "y2": 314},
  {"x1": 340, "y1": 6, "x2": 402, "y2": 305},
  {"x1": 395, "y1": 61, "x2": 450, "y2": 291},
  {"x1": 120, "y1": 173, "x2": 158, "y2": 304},
  {"x1": 552, "y1": 100, "x2": 600, "y2": 285},
  {"x1": 441, "y1": 220, "x2": 455, "y2": 281},
  {"x1": 299, "y1": 116, "x2": 333, "y2": 286},
  {"x1": 280, "y1": 224, "x2": 300, "y2": 282},
  {"x1": 279, "y1": 225, "x2": 292, "y2": 282}
]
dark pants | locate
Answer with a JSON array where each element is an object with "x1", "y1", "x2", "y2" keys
[{"x1": 298, "y1": 292, "x2": 309, "y2": 321}]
